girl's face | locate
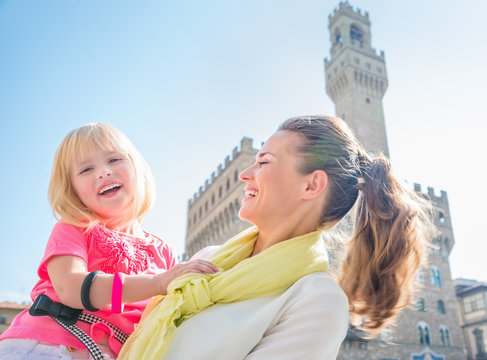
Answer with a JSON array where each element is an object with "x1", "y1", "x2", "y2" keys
[
  {"x1": 238, "y1": 130, "x2": 309, "y2": 229},
  {"x1": 70, "y1": 145, "x2": 136, "y2": 223}
]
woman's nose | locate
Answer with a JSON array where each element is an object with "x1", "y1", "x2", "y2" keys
[{"x1": 239, "y1": 165, "x2": 254, "y2": 182}]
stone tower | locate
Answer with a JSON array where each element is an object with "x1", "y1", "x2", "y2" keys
[
  {"x1": 184, "y1": 138, "x2": 258, "y2": 258},
  {"x1": 325, "y1": 2, "x2": 466, "y2": 359},
  {"x1": 324, "y1": 1, "x2": 389, "y2": 157}
]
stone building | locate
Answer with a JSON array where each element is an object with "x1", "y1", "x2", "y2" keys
[
  {"x1": 184, "y1": 1, "x2": 467, "y2": 359},
  {"x1": 184, "y1": 137, "x2": 258, "y2": 258},
  {"x1": 325, "y1": 2, "x2": 465, "y2": 359},
  {"x1": 0, "y1": 302, "x2": 29, "y2": 335},
  {"x1": 455, "y1": 279, "x2": 487, "y2": 360}
]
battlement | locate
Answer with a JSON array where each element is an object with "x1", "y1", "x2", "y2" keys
[
  {"x1": 413, "y1": 183, "x2": 448, "y2": 204},
  {"x1": 188, "y1": 137, "x2": 257, "y2": 207},
  {"x1": 329, "y1": 1, "x2": 370, "y2": 27}
]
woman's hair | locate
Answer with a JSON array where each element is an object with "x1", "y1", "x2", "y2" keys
[
  {"x1": 278, "y1": 115, "x2": 435, "y2": 332},
  {"x1": 48, "y1": 123, "x2": 155, "y2": 228}
]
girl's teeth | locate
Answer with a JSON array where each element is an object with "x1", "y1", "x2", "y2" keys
[{"x1": 99, "y1": 183, "x2": 121, "y2": 195}]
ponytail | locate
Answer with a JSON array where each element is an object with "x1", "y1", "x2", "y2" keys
[
  {"x1": 340, "y1": 154, "x2": 435, "y2": 331},
  {"x1": 278, "y1": 115, "x2": 435, "y2": 332}
]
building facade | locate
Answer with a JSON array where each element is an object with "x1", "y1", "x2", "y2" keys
[
  {"x1": 184, "y1": 137, "x2": 258, "y2": 258},
  {"x1": 455, "y1": 279, "x2": 487, "y2": 360},
  {"x1": 0, "y1": 302, "x2": 29, "y2": 335},
  {"x1": 184, "y1": 1, "x2": 467, "y2": 359}
]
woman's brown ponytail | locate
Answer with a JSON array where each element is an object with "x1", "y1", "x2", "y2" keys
[{"x1": 278, "y1": 115, "x2": 435, "y2": 332}]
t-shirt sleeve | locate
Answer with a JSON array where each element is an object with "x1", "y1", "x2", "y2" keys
[
  {"x1": 150, "y1": 234, "x2": 178, "y2": 270},
  {"x1": 37, "y1": 221, "x2": 89, "y2": 280},
  {"x1": 245, "y1": 278, "x2": 349, "y2": 360}
]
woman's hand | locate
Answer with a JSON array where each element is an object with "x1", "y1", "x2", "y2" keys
[{"x1": 154, "y1": 259, "x2": 219, "y2": 295}]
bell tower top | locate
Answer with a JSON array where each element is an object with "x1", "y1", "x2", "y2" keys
[
  {"x1": 328, "y1": 1, "x2": 371, "y2": 50},
  {"x1": 324, "y1": 1, "x2": 389, "y2": 157}
]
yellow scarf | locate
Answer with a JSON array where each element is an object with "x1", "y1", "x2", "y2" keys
[{"x1": 118, "y1": 226, "x2": 328, "y2": 359}]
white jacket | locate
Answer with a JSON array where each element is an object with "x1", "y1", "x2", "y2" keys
[{"x1": 163, "y1": 269, "x2": 349, "y2": 360}]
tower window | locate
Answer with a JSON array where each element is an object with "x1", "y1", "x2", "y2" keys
[
  {"x1": 439, "y1": 212, "x2": 446, "y2": 223},
  {"x1": 366, "y1": 97, "x2": 370, "y2": 104},
  {"x1": 334, "y1": 28, "x2": 342, "y2": 45},
  {"x1": 350, "y1": 25, "x2": 363, "y2": 43}
]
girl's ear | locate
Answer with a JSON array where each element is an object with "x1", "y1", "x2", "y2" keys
[{"x1": 303, "y1": 170, "x2": 328, "y2": 200}]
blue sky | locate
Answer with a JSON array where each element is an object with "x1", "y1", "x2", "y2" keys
[{"x1": 1, "y1": 0, "x2": 486, "y2": 302}]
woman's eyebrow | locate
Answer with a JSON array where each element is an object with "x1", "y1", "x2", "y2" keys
[{"x1": 256, "y1": 151, "x2": 277, "y2": 159}]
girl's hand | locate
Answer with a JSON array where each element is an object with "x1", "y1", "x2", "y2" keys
[{"x1": 155, "y1": 259, "x2": 219, "y2": 294}]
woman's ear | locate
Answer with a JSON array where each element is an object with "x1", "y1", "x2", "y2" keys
[{"x1": 303, "y1": 170, "x2": 328, "y2": 200}]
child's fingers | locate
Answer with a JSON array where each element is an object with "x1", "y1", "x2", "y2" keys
[{"x1": 188, "y1": 259, "x2": 218, "y2": 273}]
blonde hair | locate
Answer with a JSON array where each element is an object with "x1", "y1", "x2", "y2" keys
[
  {"x1": 48, "y1": 123, "x2": 155, "y2": 228},
  {"x1": 278, "y1": 116, "x2": 436, "y2": 332}
]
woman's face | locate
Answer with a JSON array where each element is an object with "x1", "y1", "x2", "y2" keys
[{"x1": 238, "y1": 130, "x2": 310, "y2": 228}]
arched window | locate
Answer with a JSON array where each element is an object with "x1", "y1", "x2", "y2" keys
[
  {"x1": 418, "y1": 322, "x2": 431, "y2": 345},
  {"x1": 211, "y1": 193, "x2": 215, "y2": 205},
  {"x1": 219, "y1": 186, "x2": 222, "y2": 198},
  {"x1": 437, "y1": 300, "x2": 445, "y2": 314},
  {"x1": 205, "y1": 201, "x2": 208, "y2": 212},
  {"x1": 234, "y1": 169, "x2": 239, "y2": 183},
  {"x1": 440, "y1": 326, "x2": 451, "y2": 346},
  {"x1": 226, "y1": 178, "x2": 230, "y2": 191},
  {"x1": 350, "y1": 24, "x2": 363, "y2": 43}
]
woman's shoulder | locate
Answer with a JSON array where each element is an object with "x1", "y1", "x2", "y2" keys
[{"x1": 284, "y1": 272, "x2": 349, "y2": 313}]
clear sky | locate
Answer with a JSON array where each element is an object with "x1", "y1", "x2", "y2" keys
[{"x1": 1, "y1": 0, "x2": 486, "y2": 303}]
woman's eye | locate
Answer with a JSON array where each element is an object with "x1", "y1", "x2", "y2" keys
[
  {"x1": 109, "y1": 158, "x2": 121, "y2": 164},
  {"x1": 258, "y1": 161, "x2": 268, "y2": 167}
]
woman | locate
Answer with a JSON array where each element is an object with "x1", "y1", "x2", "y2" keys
[{"x1": 119, "y1": 115, "x2": 434, "y2": 360}]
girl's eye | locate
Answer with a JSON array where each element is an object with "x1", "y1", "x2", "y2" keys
[
  {"x1": 258, "y1": 161, "x2": 268, "y2": 167},
  {"x1": 79, "y1": 167, "x2": 93, "y2": 175},
  {"x1": 109, "y1": 158, "x2": 121, "y2": 164}
]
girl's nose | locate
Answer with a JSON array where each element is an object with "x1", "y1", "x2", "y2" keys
[{"x1": 97, "y1": 166, "x2": 112, "y2": 179}]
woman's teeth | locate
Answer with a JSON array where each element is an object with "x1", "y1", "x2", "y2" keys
[{"x1": 245, "y1": 190, "x2": 259, "y2": 197}]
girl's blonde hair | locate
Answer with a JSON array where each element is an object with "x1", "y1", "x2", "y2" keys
[
  {"x1": 278, "y1": 115, "x2": 436, "y2": 332},
  {"x1": 48, "y1": 123, "x2": 155, "y2": 228}
]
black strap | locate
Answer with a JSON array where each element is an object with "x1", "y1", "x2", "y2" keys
[{"x1": 30, "y1": 294, "x2": 128, "y2": 359}]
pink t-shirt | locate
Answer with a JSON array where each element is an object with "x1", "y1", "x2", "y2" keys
[{"x1": 0, "y1": 221, "x2": 176, "y2": 355}]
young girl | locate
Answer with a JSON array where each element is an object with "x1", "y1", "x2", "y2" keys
[{"x1": 0, "y1": 123, "x2": 217, "y2": 359}]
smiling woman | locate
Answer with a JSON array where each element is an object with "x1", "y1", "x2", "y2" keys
[{"x1": 118, "y1": 115, "x2": 436, "y2": 360}]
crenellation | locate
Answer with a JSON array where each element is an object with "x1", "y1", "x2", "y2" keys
[
  {"x1": 413, "y1": 183, "x2": 449, "y2": 204},
  {"x1": 187, "y1": 137, "x2": 258, "y2": 208},
  {"x1": 240, "y1": 137, "x2": 254, "y2": 151}
]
